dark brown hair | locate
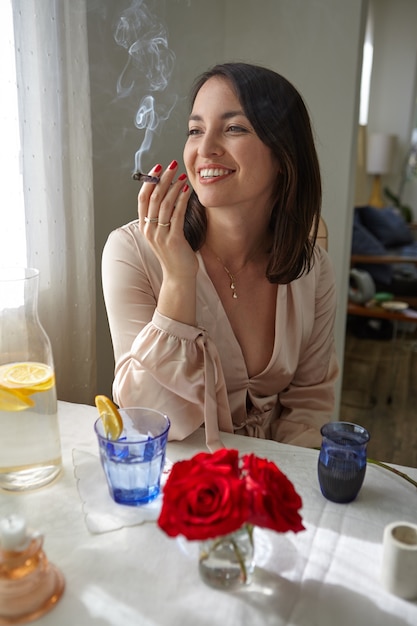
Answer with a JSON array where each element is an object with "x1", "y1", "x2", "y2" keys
[{"x1": 183, "y1": 62, "x2": 321, "y2": 283}]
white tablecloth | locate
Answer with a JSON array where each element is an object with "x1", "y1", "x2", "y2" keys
[{"x1": 0, "y1": 401, "x2": 416, "y2": 625}]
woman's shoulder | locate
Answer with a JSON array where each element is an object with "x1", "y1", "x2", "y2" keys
[
  {"x1": 290, "y1": 245, "x2": 335, "y2": 295},
  {"x1": 103, "y1": 220, "x2": 156, "y2": 267},
  {"x1": 105, "y1": 219, "x2": 147, "y2": 251},
  {"x1": 310, "y1": 245, "x2": 336, "y2": 301},
  {"x1": 106, "y1": 219, "x2": 141, "y2": 243},
  {"x1": 312, "y1": 244, "x2": 334, "y2": 277}
]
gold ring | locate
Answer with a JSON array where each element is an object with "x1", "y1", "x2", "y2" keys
[
  {"x1": 144, "y1": 216, "x2": 159, "y2": 224},
  {"x1": 158, "y1": 222, "x2": 171, "y2": 227}
]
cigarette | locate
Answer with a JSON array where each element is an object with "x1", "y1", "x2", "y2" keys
[{"x1": 132, "y1": 171, "x2": 160, "y2": 184}]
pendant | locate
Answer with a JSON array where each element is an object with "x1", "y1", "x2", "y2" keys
[{"x1": 230, "y1": 282, "x2": 238, "y2": 298}]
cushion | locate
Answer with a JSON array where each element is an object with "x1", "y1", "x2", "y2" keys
[
  {"x1": 357, "y1": 205, "x2": 413, "y2": 247},
  {"x1": 351, "y1": 213, "x2": 393, "y2": 287},
  {"x1": 351, "y1": 211, "x2": 388, "y2": 255}
]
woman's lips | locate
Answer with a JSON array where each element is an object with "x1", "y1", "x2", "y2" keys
[{"x1": 198, "y1": 167, "x2": 234, "y2": 181}]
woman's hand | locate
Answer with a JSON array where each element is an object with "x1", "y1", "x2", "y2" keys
[
  {"x1": 138, "y1": 160, "x2": 196, "y2": 280},
  {"x1": 138, "y1": 161, "x2": 197, "y2": 325}
]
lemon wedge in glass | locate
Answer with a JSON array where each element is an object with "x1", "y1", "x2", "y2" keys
[
  {"x1": 0, "y1": 387, "x2": 34, "y2": 411},
  {"x1": 0, "y1": 362, "x2": 54, "y2": 411},
  {"x1": 94, "y1": 395, "x2": 123, "y2": 440}
]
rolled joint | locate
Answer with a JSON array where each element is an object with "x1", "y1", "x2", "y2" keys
[{"x1": 132, "y1": 171, "x2": 160, "y2": 184}]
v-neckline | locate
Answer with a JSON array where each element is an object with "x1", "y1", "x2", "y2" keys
[{"x1": 196, "y1": 252, "x2": 282, "y2": 380}]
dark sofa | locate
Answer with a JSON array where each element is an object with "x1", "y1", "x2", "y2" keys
[{"x1": 351, "y1": 205, "x2": 417, "y2": 302}]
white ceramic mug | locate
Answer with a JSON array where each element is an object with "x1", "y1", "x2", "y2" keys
[{"x1": 381, "y1": 521, "x2": 417, "y2": 600}]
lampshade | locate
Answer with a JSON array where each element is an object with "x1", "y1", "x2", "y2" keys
[{"x1": 366, "y1": 133, "x2": 395, "y2": 175}]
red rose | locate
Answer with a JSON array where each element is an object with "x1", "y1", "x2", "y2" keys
[
  {"x1": 187, "y1": 448, "x2": 241, "y2": 478},
  {"x1": 158, "y1": 449, "x2": 249, "y2": 540},
  {"x1": 242, "y1": 454, "x2": 305, "y2": 533}
]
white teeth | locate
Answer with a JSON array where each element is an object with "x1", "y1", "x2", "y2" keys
[{"x1": 199, "y1": 168, "x2": 231, "y2": 178}]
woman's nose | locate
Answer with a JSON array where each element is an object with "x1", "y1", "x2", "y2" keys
[{"x1": 198, "y1": 131, "x2": 224, "y2": 157}]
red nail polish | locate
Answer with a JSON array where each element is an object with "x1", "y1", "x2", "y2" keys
[
  {"x1": 182, "y1": 184, "x2": 189, "y2": 193},
  {"x1": 154, "y1": 164, "x2": 162, "y2": 173},
  {"x1": 178, "y1": 173, "x2": 187, "y2": 181},
  {"x1": 168, "y1": 160, "x2": 178, "y2": 170}
]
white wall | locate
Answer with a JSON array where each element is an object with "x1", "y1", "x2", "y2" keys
[{"x1": 88, "y1": 0, "x2": 367, "y2": 417}]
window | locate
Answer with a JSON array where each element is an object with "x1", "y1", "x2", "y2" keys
[{"x1": 0, "y1": 0, "x2": 26, "y2": 268}]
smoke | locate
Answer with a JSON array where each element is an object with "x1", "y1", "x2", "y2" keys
[{"x1": 114, "y1": 0, "x2": 177, "y2": 172}]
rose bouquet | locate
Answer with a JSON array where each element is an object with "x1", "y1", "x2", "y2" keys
[{"x1": 157, "y1": 449, "x2": 304, "y2": 587}]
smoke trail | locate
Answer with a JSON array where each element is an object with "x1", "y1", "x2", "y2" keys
[{"x1": 114, "y1": 0, "x2": 177, "y2": 172}]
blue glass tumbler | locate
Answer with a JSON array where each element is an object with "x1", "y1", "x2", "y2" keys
[
  {"x1": 318, "y1": 422, "x2": 370, "y2": 503},
  {"x1": 94, "y1": 408, "x2": 170, "y2": 506}
]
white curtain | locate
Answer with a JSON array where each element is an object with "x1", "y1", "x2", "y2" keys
[{"x1": 12, "y1": 0, "x2": 96, "y2": 404}]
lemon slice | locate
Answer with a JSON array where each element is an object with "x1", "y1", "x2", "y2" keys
[
  {"x1": 0, "y1": 388, "x2": 35, "y2": 411},
  {"x1": 95, "y1": 395, "x2": 123, "y2": 440},
  {"x1": 0, "y1": 362, "x2": 55, "y2": 393},
  {"x1": 0, "y1": 362, "x2": 54, "y2": 411}
]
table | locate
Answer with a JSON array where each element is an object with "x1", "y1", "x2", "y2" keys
[{"x1": 1, "y1": 401, "x2": 416, "y2": 625}]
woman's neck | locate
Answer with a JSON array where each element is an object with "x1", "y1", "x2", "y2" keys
[{"x1": 203, "y1": 213, "x2": 271, "y2": 270}]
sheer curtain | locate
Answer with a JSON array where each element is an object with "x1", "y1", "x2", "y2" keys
[{"x1": 12, "y1": 0, "x2": 96, "y2": 404}]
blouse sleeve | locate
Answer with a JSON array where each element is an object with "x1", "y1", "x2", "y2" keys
[
  {"x1": 273, "y1": 248, "x2": 340, "y2": 448},
  {"x1": 101, "y1": 224, "x2": 232, "y2": 449}
]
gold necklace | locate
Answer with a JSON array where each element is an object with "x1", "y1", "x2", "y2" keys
[
  {"x1": 220, "y1": 263, "x2": 240, "y2": 299},
  {"x1": 207, "y1": 243, "x2": 264, "y2": 299}
]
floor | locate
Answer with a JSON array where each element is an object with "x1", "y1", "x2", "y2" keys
[{"x1": 340, "y1": 320, "x2": 417, "y2": 468}]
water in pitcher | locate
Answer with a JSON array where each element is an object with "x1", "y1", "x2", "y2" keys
[{"x1": 0, "y1": 361, "x2": 62, "y2": 490}]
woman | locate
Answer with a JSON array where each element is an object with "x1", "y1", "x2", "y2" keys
[{"x1": 102, "y1": 62, "x2": 339, "y2": 450}]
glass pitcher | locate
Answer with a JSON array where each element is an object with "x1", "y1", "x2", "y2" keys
[{"x1": 0, "y1": 268, "x2": 62, "y2": 490}]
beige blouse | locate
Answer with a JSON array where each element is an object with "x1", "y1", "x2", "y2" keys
[{"x1": 102, "y1": 220, "x2": 339, "y2": 451}]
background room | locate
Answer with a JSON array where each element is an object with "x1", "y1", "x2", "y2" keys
[{"x1": 3, "y1": 0, "x2": 417, "y2": 464}]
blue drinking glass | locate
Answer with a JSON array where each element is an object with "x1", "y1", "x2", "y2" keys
[
  {"x1": 318, "y1": 421, "x2": 370, "y2": 503},
  {"x1": 94, "y1": 407, "x2": 170, "y2": 506}
]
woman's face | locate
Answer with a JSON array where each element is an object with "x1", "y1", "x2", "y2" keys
[{"x1": 183, "y1": 76, "x2": 279, "y2": 215}]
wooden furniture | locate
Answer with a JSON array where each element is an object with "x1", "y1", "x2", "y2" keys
[
  {"x1": 316, "y1": 216, "x2": 328, "y2": 250},
  {"x1": 347, "y1": 301, "x2": 417, "y2": 322},
  {"x1": 350, "y1": 253, "x2": 417, "y2": 308},
  {"x1": 351, "y1": 205, "x2": 417, "y2": 307}
]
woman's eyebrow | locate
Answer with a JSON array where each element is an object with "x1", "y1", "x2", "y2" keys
[{"x1": 188, "y1": 110, "x2": 245, "y2": 122}]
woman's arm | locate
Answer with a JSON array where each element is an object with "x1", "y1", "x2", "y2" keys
[
  {"x1": 101, "y1": 223, "x2": 232, "y2": 446},
  {"x1": 137, "y1": 162, "x2": 197, "y2": 326}
]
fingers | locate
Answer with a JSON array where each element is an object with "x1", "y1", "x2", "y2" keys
[
  {"x1": 138, "y1": 163, "x2": 163, "y2": 226},
  {"x1": 162, "y1": 182, "x2": 191, "y2": 233},
  {"x1": 156, "y1": 174, "x2": 188, "y2": 227},
  {"x1": 138, "y1": 161, "x2": 190, "y2": 233}
]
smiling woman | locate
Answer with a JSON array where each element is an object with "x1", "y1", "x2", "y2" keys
[{"x1": 102, "y1": 62, "x2": 339, "y2": 453}]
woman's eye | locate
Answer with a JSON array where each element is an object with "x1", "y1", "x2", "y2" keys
[
  {"x1": 187, "y1": 128, "x2": 202, "y2": 136},
  {"x1": 227, "y1": 125, "x2": 248, "y2": 133}
]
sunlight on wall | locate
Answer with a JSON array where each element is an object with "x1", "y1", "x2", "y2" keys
[
  {"x1": 359, "y1": 41, "x2": 373, "y2": 126},
  {"x1": 359, "y1": 4, "x2": 374, "y2": 127},
  {"x1": 0, "y1": 0, "x2": 26, "y2": 268}
]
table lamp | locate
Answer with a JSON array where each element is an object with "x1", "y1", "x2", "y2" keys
[{"x1": 366, "y1": 133, "x2": 395, "y2": 208}]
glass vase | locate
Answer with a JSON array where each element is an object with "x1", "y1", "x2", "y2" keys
[
  {"x1": 0, "y1": 267, "x2": 62, "y2": 490},
  {"x1": 198, "y1": 525, "x2": 255, "y2": 589}
]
